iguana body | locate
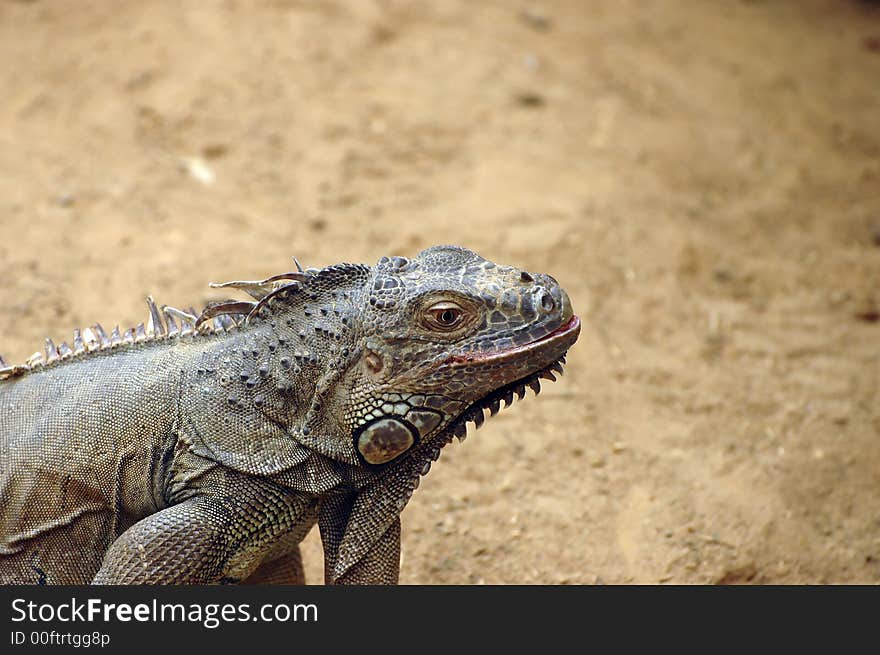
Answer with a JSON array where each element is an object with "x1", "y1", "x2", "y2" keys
[{"x1": 0, "y1": 246, "x2": 579, "y2": 584}]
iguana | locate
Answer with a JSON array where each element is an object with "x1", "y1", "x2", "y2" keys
[{"x1": 0, "y1": 245, "x2": 579, "y2": 584}]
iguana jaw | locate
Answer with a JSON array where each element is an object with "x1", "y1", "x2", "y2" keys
[
  {"x1": 424, "y1": 313, "x2": 581, "y2": 446},
  {"x1": 432, "y1": 312, "x2": 580, "y2": 399}
]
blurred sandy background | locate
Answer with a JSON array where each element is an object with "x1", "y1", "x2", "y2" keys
[{"x1": 1, "y1": 0, "x2": 879, "y2": 583}]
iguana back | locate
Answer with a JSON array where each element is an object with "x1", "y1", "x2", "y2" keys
[{"x1": 0, "y1": 346, "x2": 183, "y2": 583}]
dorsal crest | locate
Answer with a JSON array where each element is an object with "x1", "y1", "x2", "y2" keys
[{"x1": 0, "y1": 259, "x2": 370, "y2": 382}]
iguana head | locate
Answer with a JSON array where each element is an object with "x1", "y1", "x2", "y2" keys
[{"x1": 341, "y1": 245, "x2": 580, "y2": 466}]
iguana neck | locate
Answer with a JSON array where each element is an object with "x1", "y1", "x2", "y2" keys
[{"x1": 190, "y1": 293, "x2": 366, "y2": 465}]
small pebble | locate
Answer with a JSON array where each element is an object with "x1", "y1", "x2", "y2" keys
[
  {"x1": 515, "y1": 91, "x2": 546, "y2": 108},
  {"x1": 520, "y1": 8, "x2": 551, "y2": 31},
  {"x1": 870, "y1": 221, "x2": 880, "y2": 246},
  {"x1": 57, "y1": 192, "x2": 75, "y2": 208}
]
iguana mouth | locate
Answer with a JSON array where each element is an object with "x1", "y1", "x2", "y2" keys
[
  {"x1": 437, "y1": 314, "x2": 581, "y2": 443},
  {"x1": 449, "y1": 315, "x2": 581, "y2": 365}
]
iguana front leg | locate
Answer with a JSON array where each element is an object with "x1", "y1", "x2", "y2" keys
[
  {"x1": 318, "y1": 492, "x2": 401, "y2": 585},
  {"x1": 92, "y1": 481, "x2": 312, "y2": 585},
  {"x1": 331, "y1": 518, "x2": 401, "y2": 585}
]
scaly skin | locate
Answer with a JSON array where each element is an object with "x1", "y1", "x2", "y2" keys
[{"x1": 0, "y1": 245, "x2": 580, "y2": 584}]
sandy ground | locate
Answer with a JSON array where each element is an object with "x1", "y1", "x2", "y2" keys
[{"x1": 1, "y1": 0, "x2": 878, "y2": 584}]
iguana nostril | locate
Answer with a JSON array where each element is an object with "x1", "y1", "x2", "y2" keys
[
  {"x1": 541, "y1": 293, "x2": 555, "y2": 313},
  {"x1": 520, "y1": 271, "x2": 534, "y2": 283}
]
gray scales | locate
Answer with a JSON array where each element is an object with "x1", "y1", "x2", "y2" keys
[{"x1": 0, "y1": 245, "x2": 580, "y2": 584}]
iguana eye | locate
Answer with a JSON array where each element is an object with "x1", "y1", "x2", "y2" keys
[{"x1": 424, "y1": 302, "x2": 464, "y2": 330}]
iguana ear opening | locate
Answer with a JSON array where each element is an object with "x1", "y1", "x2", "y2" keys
[{"x1": 363, "y1": 350, "x2": 384, "y2": 374}]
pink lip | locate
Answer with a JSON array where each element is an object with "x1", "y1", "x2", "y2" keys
[{"x1": 449, "y1": 315, "x2": 581, "y2": 365}]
